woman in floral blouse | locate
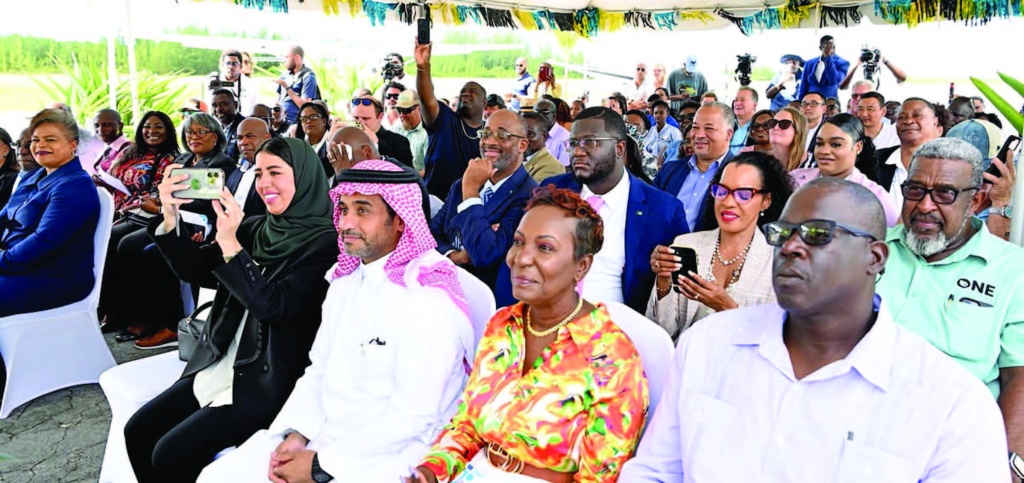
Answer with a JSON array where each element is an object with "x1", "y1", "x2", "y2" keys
[{"x1": 406, "y1": 186, "x2": 649, "y2": 483}]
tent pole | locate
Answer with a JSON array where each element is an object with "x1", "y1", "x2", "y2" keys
[
  {"x1": 106, "y1": 36, "x2": 117, "y2": 111},
  {"x1": 1011, "y1": 151, "x2": 1023, "y2": 246},
  {"x1": 124, "y1": 0, "x2": 140, "y2": 123}
]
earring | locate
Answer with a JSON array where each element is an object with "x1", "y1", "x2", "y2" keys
[{"x1": 760, "y1": 211, "x2": 765, "y2": 217}]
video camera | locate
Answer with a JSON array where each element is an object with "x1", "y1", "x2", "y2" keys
[
  {"x1": 207, "y1": 73, "x2": 235, "y2": 90},
  {"x1": 735, "y1": 54, "x2": 757, "y2": 87},
  {"x1": 381, "y1": 57, "x2": 404, "y2": 81},
  {"x1": 860, "y1": 46, "x2": 881, "y2": 82}
]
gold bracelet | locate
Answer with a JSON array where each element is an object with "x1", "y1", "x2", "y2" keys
[{"x1": 417, "y1": 65, "x2": 430, "y2": 72}]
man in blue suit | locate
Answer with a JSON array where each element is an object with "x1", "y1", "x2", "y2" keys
[
  {"x1": 796, "y1": 35, "x2": 850, "y2": 101},
  {"x1": 431, "y1": 110, "x2": 537, "y2": 305},
  {"x1": 653, "y1": 103, "x2": 735, "y2": 232},
  {"x1": 542, "y1": 107, "x2": 689, "y2": 314}
]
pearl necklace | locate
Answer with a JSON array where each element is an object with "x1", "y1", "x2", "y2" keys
[
  {"x1": 706, "y1": 234, "x2": 755, "y2": 286},
  {"x1": 526, "y1": 298, "x2": 585, "y2": 338}
]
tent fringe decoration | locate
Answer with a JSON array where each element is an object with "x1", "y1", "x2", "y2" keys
[
  {"x1": 716, "y1": 7, "x2": 781, "y2": 35},
  {"x1": 236, "y1": 0, "x2": 289, "y2": 13},
  {"x1": 574, "y1": 7, "x2": 599, "y2": 37},
  {"x1": 362, "y1": 0, "x2": 395, "y2": 25},
  {"x1": 483, "y1": 6, "x2": 518, "y2": 28},
  {"x1": 820, "y1": 5, "x2": 863, "y2": 26},
  {"x1": 624, "y1": 10, "x2": 655, "y2": 29},
  {"x1": 653, "y1": 11, "x2": 678, "y2": 29}
]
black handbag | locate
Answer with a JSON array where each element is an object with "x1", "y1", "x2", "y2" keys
[{"x1": 177, "y1": 301, "x2": 213, "y2": 361}]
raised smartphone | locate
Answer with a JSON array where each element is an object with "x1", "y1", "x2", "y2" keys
[
  {"x1": 985, "y1": 135, "x2": 1020, "y2": 180},
  {"x1": 670, "y1": 246, "x2": 699, "y2": 293},
  {"x1": 171, "y1": 168, "x2": 225, "y2": 200},
  {"x1": 417, "y1": 18, "x2": 430, "y2": 45}
]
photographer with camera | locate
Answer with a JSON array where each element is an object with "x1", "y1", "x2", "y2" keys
[
  {"x1": 274, "y1": 45, "x2": 319, "y2": 125},
  {"x1": 797, "y1": 36, "x2": 850, "y2": 101},
  {"x1": 207, "y1": 50, "x2": 256, "y2": 117},
  {"x1": 839, "y1": 47, "x2": 907, "y2": 91}
]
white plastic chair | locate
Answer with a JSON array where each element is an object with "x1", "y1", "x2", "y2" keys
[
  {"x1": 454, "y1": 267, "x2": 496, "y2": 351},
  {"x1": 604, "y1": 301, "x2": 674, "y2": 424},
  {"x1": 0, "y1": 188, "x2": 116, "y2": 419},
  {"x1": 428, "y1": 194, "x2": 444, "y2": 220},
  {"x1": 98, "y1": 288, "x2": 214, "y2": 483}
]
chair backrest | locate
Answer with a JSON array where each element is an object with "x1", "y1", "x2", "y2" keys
[
  {"x1": 89, "y1": 189, "x2": 115, "y2": 311},
  {"x1": 603, "y1": 301, "x2": 674, "y2": 422},
  {"x1": 428, "y1": 194, "x2": 444, "y2": 219},
  {"x1": 454, "y1": 267, "x2": 496, "y2": 351}
]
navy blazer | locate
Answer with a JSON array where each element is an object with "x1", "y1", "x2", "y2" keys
[
  {"x1": 0, "y1": 159, "x2": 99, "y2": 314},
  {"x1": 541, "y1": 171, "x2": 689, "y2": 313},
  {"x1": 431, "y1": 165, "x2": 536, "y2": 304},
  {"x1": 652, "y1": 152, "x2": 734, "y2": 232},
  {"x1": 796, "y1": 55, "x2": 850, "y2": 100}
]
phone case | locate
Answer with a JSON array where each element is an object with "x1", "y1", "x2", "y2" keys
[
  {"x1": 172, "y1": 168, "x2": 225, "y2": 200},
  {"x1": 670, "y1": 246, "x2": 699, "y2": 293},
  {"x1": 417, "y1": 18, "x2": 430, "y2": 45}
]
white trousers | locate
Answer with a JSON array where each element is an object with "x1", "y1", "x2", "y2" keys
[{"x1": 452, "y1": 452, "x2": 549, "y2": 483}]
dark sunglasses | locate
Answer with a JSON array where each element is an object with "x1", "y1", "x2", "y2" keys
[
  {"x1": 763, "y1": 219, "x2": 876, "y2": 247},
  {"x1": 396, "y1": 106, "x2": 418, "y2": 115},
  {"x1": 709, "y1": 183, "x2": 766, "y2": 204},
  {"x1": 766, "y1": 119, "x2": 794, "y2": 130},
  {"x1": 351, "y1": 98, "x2": 376, "y2": 107},
  {"x1": 272, "y1": 107, "x2": 282, "y2": 112},
  {"x1": 900, "y1": 182, "x2": 978, "y2": 205},
  {"x1": 750, "y1": 121, "x2": 772, "y2": 131},
  {"x1": 636, "y1": 67, "x2": 646, "y2": 72},
  {"x1": 385, "y1": 93, "x2": 401, "y2": 100}
]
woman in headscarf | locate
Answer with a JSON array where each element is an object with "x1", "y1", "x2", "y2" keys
[{"x1": 124, "y1": 137, "x2": 339, "y2": 483}]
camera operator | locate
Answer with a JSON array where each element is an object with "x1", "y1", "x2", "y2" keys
[
  {"x1": 207, "y1": 49, "x2": 256, "y2": 117},
  {"x1": 839, "y1": 47, "x2": 907, "y2": 91},
  {"x1": 766, "y1": 54, "x2": 803, "y2": 111}
]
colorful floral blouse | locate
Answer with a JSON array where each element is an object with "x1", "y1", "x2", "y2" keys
[
  {"x1": 421, "y1": 302, "x2": 649, "y2": 482},
  {"x1": 107, "y1": 150, "x2": 175, "y2": 212}
]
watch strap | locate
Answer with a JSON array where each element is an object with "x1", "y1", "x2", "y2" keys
[
  {"x1": 1010, "y1": 452, "x2": 1024, "y2": 479},
  {"x1": 311, "y1": 453, "x2": 334, "y2": 483}
]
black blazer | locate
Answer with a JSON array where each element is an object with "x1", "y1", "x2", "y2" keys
[
  {"x1": 148, "y1": 216, "x2": 338, "y2": 423},
  {"x1": 376, "y1": 127, "x2": 414, "y2": 168},
  {"x1": 875, "y1": 145, "x2": 900, "y2": 192},
  {"x1": 0, "y1": 168, "x2": 18, "y2": 210}
]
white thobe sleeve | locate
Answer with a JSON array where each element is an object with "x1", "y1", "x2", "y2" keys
[{"x1": 316, "y1": 300, "x2": 469, "y2": 479}]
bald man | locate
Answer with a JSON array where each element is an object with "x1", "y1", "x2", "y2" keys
[
  {"x1": 622, "y1": 178, "x2": 1007, "y2": 482},
  {"x1": 429, "y1": 109, "x2": 537, "y2": 301},
  {"x1": 227, "y1": 118, "x2": 271, "y2": 217},
  {"x1": 507, "y1": 57, "x2": 535, "y2": 110}
]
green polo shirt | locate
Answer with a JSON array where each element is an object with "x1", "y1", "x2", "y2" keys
[{"x1": 878, "y1": 218, "x2": 1024, "y2": 398}]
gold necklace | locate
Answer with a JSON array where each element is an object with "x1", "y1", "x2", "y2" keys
[{"x1": 526, "y1": 298, "x2": 584, "y2": 337}]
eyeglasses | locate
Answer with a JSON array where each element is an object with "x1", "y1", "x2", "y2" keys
[
  {"x1": 224, "y1": 61, "x2": 241, "y2": 67},
  {"x1": 766, "y1": 119, "x2": 794, "y2": 130},
  {"x1": 396, "y1": 106, "x2": 418, "y2": 115},
  {"x1": 478, "y1": 129, "x2": 525, "y2": 141},
  {"x1": 900, "y1": 182, "x2": 979, "y2": 205},
  {"x1": 185, "y1": 129, "x2": 214, "y2": 138},
  {"x1": 710, "y1": 183, "x2": 766, "y2": 204},
  {"x1": 385, "y1": 93, "x2": 401, "y2": 100},
  {"x1": 636, "y1": 67, "x2": 646, "y2": 72},
  {"x1": 801, "y1": 101, "x2": 822, "y2": 108},
  {"x1": 750, "y1": 121, "x2": 771, "y2": 131},
  {"x1": 515, "y1": 63, "x2": 524, "y2": 67},
  {"x1": 298, "y1": 114, "x2": 324, "y2": 123},
  {"x1": 763, "y1": 219, "x2": 877, "y2": 247},
  {"x1": 564, "y1": 137, "x2": 619, "y2": 152},
  {"x1": 851, "y1": 93, "x2": 864, "y2": 99},
  {"x1": 351, "y1": 98, "x2": 376, "y2": 107},
  {"x1": 272, "y1": 106, "x2": 282, "y2": 113}
]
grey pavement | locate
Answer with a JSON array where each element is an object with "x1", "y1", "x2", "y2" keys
[{"x1": 0, "y1": 333, "x2": 174, "y2": 483}]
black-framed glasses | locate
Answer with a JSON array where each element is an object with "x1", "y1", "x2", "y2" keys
[
  {"x1": 351, "y1": 98, "x2": 375, "y2": 107},
  {"x1": 564, "y1": 137, "x2": 619, "y2": 152},
  {"x1": 385, "y1": 93, "x2": 401, "y2": 100},
  {"x1": 900, "y1": 182, "x2": 979, "y2": 205},
  {"x1": 185, "y1": 129, "x2": 214, "y2": 138},
  {"x1": 396, "y1": 106, "x2": 418, "y2": 115},
  {"x1": 766, "y1": 119, "x2": 793, "y2": 130},
  {"x1": 826, "y1": 104, "x2": 840, "y2": 111},
  {"x1": 750, "y1": 121, "x2": 771, "y2": 131},
  {"x1": 478, "y1": 129, "x2": 524, "y2": 141},
  {"x1": 801, "y1": 100, "x2": 822, "y2": 108},
  {"x1": 710, "y1": 183, "x2": 766, "y2": 204},
  {"x1": 763, "y1": 219, "x2": 877, "y2": 247},
  {"x1": 272, "y1": 106, "x2": 282, "y2": 113},
  {"x1": 636, "y1": 67, "x2": 646, "y2": 72},
  {"x1": 298, "y1": 114, "x2": 324, "y2": 123}
]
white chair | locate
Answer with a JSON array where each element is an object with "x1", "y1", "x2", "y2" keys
[
  {"x1": 428, "y1": 194, "x2": 444, "y2": 220},
  {"x1": 604, "y1": 302, "x2": 674, "y2": 424},
  {"x1": 98, "y1": 288, "x2": 214, "y2": 483},
  {"x1": 454, "y1": 267, "x2": 496, "y2": 350},
  {"x1": 0, "y1": 188, "x2": 116, "y2": 419}
]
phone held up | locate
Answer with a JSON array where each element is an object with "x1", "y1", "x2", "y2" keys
[
  {"x1": 985, "y1": 135, "x2": 1021, "y2": 179},
  {"x1": 417, "y1": 18, "x2": 430, "y2": 45},
  {"x1": 670, "y1": 246, "x2": 699, "y2": 293},
  {"x1": 170, "y1": 168, "x2": 225, "y2": 200}
]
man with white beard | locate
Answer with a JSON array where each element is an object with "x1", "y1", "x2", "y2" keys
[{"x1": 876, "y1": 137, "x2": 1024, "y2": 479}]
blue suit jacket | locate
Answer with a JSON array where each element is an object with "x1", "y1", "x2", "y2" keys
[
  {"x1": 652, "y1": 152, "x2": 734, "y2": 232},
  {"x1": 430, "y1": 165, "x2": 537, "y2": 305},
  {"x1": 0, "y1": 159, "x2": 99, "y2": 313},
  {"x1": 540, "y1": 172, "x2": 689, "y2": 313},
  {"x1": 796, "y1": 55, "x2": 850, "y2": 100}
]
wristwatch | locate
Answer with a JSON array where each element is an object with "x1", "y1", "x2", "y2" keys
[
  {"x1": 993, "y1": 205, "x2": 1013, "y2": 218},
  {"x1": 311, "y1": 453, "x2": 334, "y2": 483}
]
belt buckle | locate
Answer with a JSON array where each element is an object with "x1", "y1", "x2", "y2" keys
[{"x1": 487, "y1": 443, "x2": 524, "y2": 474}]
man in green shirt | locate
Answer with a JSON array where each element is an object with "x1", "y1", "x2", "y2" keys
[
  {"x1": 877, "y1": 137, "x2": 1024, "y2": 477},
  {"x1": 390, "y1": 90, "x2": 429, "y2": 176}
]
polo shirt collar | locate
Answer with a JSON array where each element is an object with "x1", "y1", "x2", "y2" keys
[{"x1": 887, "y1": 217, "x2": 989, "y2": 265}]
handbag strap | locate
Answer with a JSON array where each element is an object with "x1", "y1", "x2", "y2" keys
[{"x1": 186, "y1": 301, "x2": 214, "y2": 322}]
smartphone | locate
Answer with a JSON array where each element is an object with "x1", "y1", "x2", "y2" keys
[
  {"x1": 985, "y1": 135, "x2": 1021, "y2": 180},
  {"x1": 417, "y1": 18, "x2": 430, "y2": 45},
  {"x1": 669, "y1": 246, "x2": 699, "y2": 293},
  {"x1": 171, "y1": 168, "x2": 225, "y2": 200}
]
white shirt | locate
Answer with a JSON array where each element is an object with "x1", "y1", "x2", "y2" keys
[
  {"x1": 643, "y1": 124, "x2": 683, "y2": 158},
  {"x1": 456, "y1": 171, "x2": 514, "y2": 213},
  {"x1": 579, "y1": 172, "x2": 630, "y2": 304},
  {"x1": 886, "y1": 148, "x2": 909, "y2": 209},
  {"x1": 232, "y1": 160, "x2": 257, "y2": 212},
  {"x1": 620, "y1": 301, "x2": 1008, "y2": 483},
  {"x1": 871, "y1": 123, "x2": 901, "y2": 151},
  {"x1": 267, "y1": 252, "x2": 474, "y2": 478},
  {"x1": 76, "y1": 128, "x2": 105, "y2": 175},
  {"x1": 625, "y1": 79, "x2": 653, "y2": 103}
]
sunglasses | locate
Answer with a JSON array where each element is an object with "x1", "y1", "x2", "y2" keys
[
  {"x1": 396, "y1": 106, "x2": 418, "y2": 115},
  {"x1": 750, "y1": 121, "x2": 772, "y2": 131},
  {"x1": 478, "y1": 129, "x2": 525, "y2": 141},
  {"x1": 224, "y1": 61, "x2": 241, "y2": 67},
  {"x1": 272, "y1": 107, "x2": 282, "y2": 112},
  {"x1": 851, "y1": 93, "x2": 864, "y2": 99},
  {"x1": 766, "y1": 119, "x2": 794, "y2": 130},
  {"x1": 298, "y1": 114, "x2": 324, "y2": 123},
  {"x1": 763, "y1": 219, "x2": 876, "y2": 247},
  {"x1": 900, "y1": 182, "x2": 978, "y2": 205},
  {"x1": 637, "y1": 67, "x2": 646, "y2": 72},
  {"x1": 710, "y1": 183, "x2": 765, "y2": 204},
  {"x1": 351, "y1": 98, "x2": 376, "y2": 107},
  {"x1": 385, "y1": 93, "x2": 401, "y2": 100},
  {"x1": 801, "y1": 101, "x2": 822, "y2": 108}
]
